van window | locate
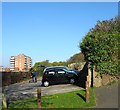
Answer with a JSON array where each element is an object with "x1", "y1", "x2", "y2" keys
[
  {"x1": 47, "y1": 69, "x2": 55, "y2": 75},
  {"x1": 48, "y1": 71, "x2": 55, "y2": 75},
  {"x1": 58, "y1": 71, "x2": 65, "y2": 74},
  {"x1": 56, "y1": 69, "x2": 66, "y2": 74}
]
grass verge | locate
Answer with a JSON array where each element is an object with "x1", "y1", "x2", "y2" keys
[{"x1": 8, "y1": 88, "x2": 96, "y2": 109}]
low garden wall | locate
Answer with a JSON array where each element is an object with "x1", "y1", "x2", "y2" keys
[{"x1": 69, "y1": 62, "x2": 119, "y2": 87}]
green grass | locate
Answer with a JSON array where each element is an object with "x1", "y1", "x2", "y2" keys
[
  {"x1": 8, "y1": 98, "x2": 38, "y2": 109},
  {"x1": 0, "y1": 105, "x2": 2, "y2": 110},
  {"x1": 42, "y1": 88, "x2": 96, "y2": 108},
  {"x1": 8, "y1": 88, "x2": 96, "y2": 109}
]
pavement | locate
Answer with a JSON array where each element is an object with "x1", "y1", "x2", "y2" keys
[{"x1": 94, "y1": 82, "x2": 119, "y2": 108}]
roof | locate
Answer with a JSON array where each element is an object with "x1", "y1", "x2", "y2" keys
[{"x1": 43, "y1": 66, "x2": 69, "y2": 72}]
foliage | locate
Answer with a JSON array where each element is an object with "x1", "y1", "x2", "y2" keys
[
  {"x1": 32, "y1": 60, "x2": 68, "y2": 76},
  {"x1": 80, "y1": 17, "x2": 119, "y2": 75},
  {"x1": 32, "y1": 52, "x2": 85, "y2": 76},
  {"x1": 2, "y1": 72, "x2": 31, "y2": 86},
  {"x1": 67, "y1": 52, "x2": 85, "y2": 64}
]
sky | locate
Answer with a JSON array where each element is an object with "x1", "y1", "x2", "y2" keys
[{"x1": 2, "y1": 2, "x2": 118, "y2": 67}]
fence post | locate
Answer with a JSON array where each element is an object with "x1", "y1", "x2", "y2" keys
[
  {"x1": 2, "y1": 94, "x2": 7, "y2": 108},
  {"x1": 88, "y1": 62, "x2": 91, "y2": 87},
  {"x1": 37, "y1": 88, "x2": 42, "y2": 109},
  {"x1": 85, "y1": 76, "x2": 90, "y2": 103}
]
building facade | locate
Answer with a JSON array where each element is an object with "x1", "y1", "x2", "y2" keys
[
  {"x1": 0, "y1": 66, "x2": 4, "y2": 72},
  {"x1": 10, "y1": 54, "x2": 32, "y2": 71},
  {"x1": 10, "y1": 56, "x2": 15, "y2": 71}
]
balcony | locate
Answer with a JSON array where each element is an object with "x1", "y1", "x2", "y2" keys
[
  {"x1": 10, "y1": 57, "x2": 15, "y2": 59},
  {"x1": 10, "y1": 60, "x2": 15, "y2": 62}
]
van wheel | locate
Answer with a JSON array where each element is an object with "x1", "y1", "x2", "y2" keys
[
  {"x1": 43, "y1": 81, "x2": 49, "y2": 87},
  {"x1": 70, "y1": 78, "x2": 75, "y2": 84}
]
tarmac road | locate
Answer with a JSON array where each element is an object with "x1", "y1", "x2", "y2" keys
[
  {"x1": 94, "y1": 82, "x2": 119, "y2": 108},
  {"x1": 2, "y1": 79, "x2": 83, "y2": 103}
]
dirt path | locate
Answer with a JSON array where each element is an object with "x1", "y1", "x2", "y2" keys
[{"x1": 94, "y1": 82, "x2": 119, "y2": 108}]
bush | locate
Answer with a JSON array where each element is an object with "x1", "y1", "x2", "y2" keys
[
  {"x1": 80, "y1": 17, "x2": 119, "y2": 75},
  {"x1": 2, "y1": 72, "x2": 31, "y2": 86}
]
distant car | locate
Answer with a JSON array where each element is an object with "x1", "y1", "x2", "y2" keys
[{"x1": 42, "y1": 66, "x2": 79, "y2": 87}]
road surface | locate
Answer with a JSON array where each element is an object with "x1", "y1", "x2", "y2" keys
[
  {"x1": 2, "y1": 79, "x2": 83, "y2": 103},
  {"x1": 94, "y1": 83, "x2": 119, "y2": 108}
]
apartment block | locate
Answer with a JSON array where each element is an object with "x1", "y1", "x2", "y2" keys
[
  {"x1": 10, "y1": 56, "x2": 15, "y2": 71},
  {"x1": 0, "y1": 66, "x2": 4, "y2": 72},
  {"x1": 10, "y1": 54, "x2": 32, "y2": 71}
]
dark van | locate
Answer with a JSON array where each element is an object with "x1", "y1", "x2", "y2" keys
[{"x1": 42, "y1": 66, "x2": 79, "y2": 87}]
